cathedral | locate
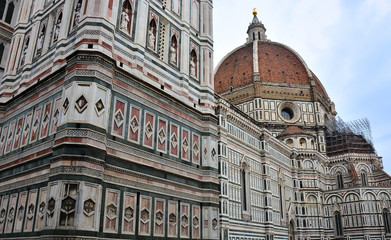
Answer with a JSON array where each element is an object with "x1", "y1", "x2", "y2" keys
[{"x1": 0, "y1": 1, "x2": 390, "y2": 240}]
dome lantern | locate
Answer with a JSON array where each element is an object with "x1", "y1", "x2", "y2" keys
[{"x1": 247, "y1": 9, "x2": 267, "y2": 42}]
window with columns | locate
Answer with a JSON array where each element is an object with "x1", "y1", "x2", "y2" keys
[
  {"x1": 383, "y1": 209, "x2": 391, "y2": 234},
  {"x1": 336, "y1": 172, "x2": 344, "y2": 189},
  {"x1": 334, "y1": 211, "x2": 343, "y2": 236},
  {"x1": 361, "y1": 172, "x2": 368, "y2": 186},
  {"x1": 0, "y1": 43, "x2": 4, "y2": 65},
  {"x1": 0, "y1": 0, "x2": 15, "y2": 24}
]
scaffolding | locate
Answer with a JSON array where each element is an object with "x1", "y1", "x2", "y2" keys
[{"x1": 325, "y1": 117, "x2": 375, "y2": 157}]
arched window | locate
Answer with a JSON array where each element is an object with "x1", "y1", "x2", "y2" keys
[
  {"x1": 0, "y1": 1, "x2": 6, "y2": 20},
  {"x1": 279, "y1": 184, "x2": 284, "y2": 218},
  {"x1": 252, "y1": 32, "x2": 255, "y2": 41},
  {"x1": 289, "y1": 220, "x2": 295, "y2": 240},
  {"x1": 334, "y1": 211, "x2": 343, "y2": 236},
  {"x1": 336, "y1": 172, "x2": 344, "y2": 189},
  {"x1": 258, "y1": 32, "x2": 261, "y2": 40},
  {"x1": 5, "y1": 1, "x2": 14, "y2": 24},
  {"x1": 299, "y1": 138, "x2": 307, "y2": 148},
  {"x1": 241, "y1": 168, "x2": 247, "y2": 211},
  {"x1": 361, "y1": 172, "x2": 368, "y2": 186},
  {"x1": 190, "y1": 0, "x2": 199, "y2": 30},
  {"x1": 286, "y1": 139, "x2": 293, "y2": 147},
  {"x1": 0, "y1": 43, "x2": 4, "y2": 64},
  {"x1": 241, "y1": 162, "x2": 250, "y2": 214},
  {"x1": 383, "y1": 209, "x2": 391, "y2": 234}
]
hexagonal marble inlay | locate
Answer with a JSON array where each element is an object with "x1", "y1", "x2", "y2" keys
[
  {"x1": 155, "y1": 210, "x2": 164, "y2": 225},
  {"x1": 169, "y1": 213, "x2": 177, "y2": 226},
  {"x1": 124, "y1": 206, "x2": 134, "y2": 220},
  {"x1": 140, "y1": 208, "x2": 150, "y2": 223},
  {"x1": 181, "y1": 214, "x2": 188, "y2": 227}
]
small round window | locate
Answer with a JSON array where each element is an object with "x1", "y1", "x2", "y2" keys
[
  {"x1": 278, "y1": 101, "x2": 301, "y2": 123},
  {"x1": 281, "y1": 108, "x2": 294, "y2": 120}
]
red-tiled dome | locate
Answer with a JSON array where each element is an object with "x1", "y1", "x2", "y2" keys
[
  {"x1": 214, "y1": 44, "x2": 254, "y2": 93},
  {"x1": 215, "y1": 41, "x2": 311, "y2": 93}
]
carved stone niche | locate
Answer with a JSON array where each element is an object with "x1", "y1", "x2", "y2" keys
[
  {"x1": 0, "y1": 208, "x2": 6, "y2": 223},
  {"x1": 155, "y1": 211, "x2": 164, "y2": 225},
  {"x1": 47, "y1": 198, "x2": 55, "y2": 217},
  {"x1": 124, "y1": 206, "x2": 134, "y2": 221},
  {"x1": 106, "y1": 204, "x2": 117, "y2": 220},
  {"x1": 169, "y1": 213, "x2": 177, "y2": 226},
  {"x1": 212, "y1": 218, "x2": 218, "y2": 230},
  {"x1": 193, "y1": 216, "x2": 199, "y2": 228},
  {"x1": 27, "y1": 204, "x2": 35, "y2": 220},
  {"x1": 8, "y1": 207, "x2": 15, "y2": 222},
  {"x1": 181, "y1": 214, "x2": 188, "y2": 227},
  {"x1": 38, "y1": 202, "x2": 45, "y2": 217},
  {"x1": 83, "y1": 199, "x2": 95, "y2": 217},
  {"x1": 140, "y1": 208, "x2": 150, "y2": 223},
  {"x1": 17, "y1": 205, "x2": 25, "y2": 221}
]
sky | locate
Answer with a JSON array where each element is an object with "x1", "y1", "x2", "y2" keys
[{"x1": 213, "y1": 0, "x2": 391, "y2": 172}]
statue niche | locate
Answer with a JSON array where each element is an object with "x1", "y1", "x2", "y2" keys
[
  {"x1": 120, "y1": 1, "x2": 133, "y2": 34},
  {"x1": 190, "y1": 49, "x2": 197, "y2": 78},
  {"x1": 20, "y1": 36, "x2": 30, "y2": 66},
  {"x1": 53, "y1": 11, "x2": 63, "y2": 43},
  {"x1": 148, "y1": 19, "x2": 157, "y2": 51},
  {"x1": 73, "y1": 0, "x2": 82, "y2": 28},
  {"x1": 36, "y1": 24, "x2": 46, "y2": 55},
  {"x1": 170, "y1": 35, "x2": 178, "y2": 64}
]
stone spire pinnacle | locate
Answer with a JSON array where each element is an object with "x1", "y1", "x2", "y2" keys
[{"x1": 247, "y1": 9, "x2": 267, "y2": 42}]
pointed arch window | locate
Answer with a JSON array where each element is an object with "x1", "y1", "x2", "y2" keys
[
  {"x1": 334, "y1": 211, "x2": 343, "y2": 236},
  {"x1": 242, "y1": 168, "x2": 247, "y2": 211},
  {"x1": 279, "y1": 184, "x2": 284, "y2": 218},
  {"x1": 383, "y1": 209, "x2": 391, "y2": 234},
  {"x1": 241, "y1": 162, "x2": 250, "y2": 214},
  {"x1": 190, "y1": 0, "x2": 199, "y2": 30},
  {"x1": 361, "y1": 172, "x2": 368, "y2": 186},
  {"x1": 289, "y1": 220, "x2": 295, "y2": 240},
  {"x1": 336, "y1": 172, "x2": 344, "y2": 189}
]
